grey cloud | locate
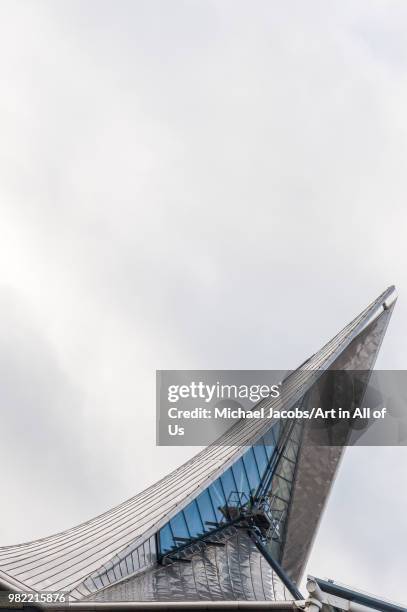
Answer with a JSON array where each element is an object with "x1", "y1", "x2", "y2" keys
[
  {"x1": 0, "y1": 0, "x2": 406, "y2": 602},
  {"x1": 0, "y1": 288, "x2": 125, "y2": 543}
]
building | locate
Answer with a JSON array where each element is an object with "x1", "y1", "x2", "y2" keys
[{"x1": 0, "y1": 285, "x2": 403, "y2": 611}]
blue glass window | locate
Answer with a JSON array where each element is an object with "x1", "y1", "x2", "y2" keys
[
  {"x1": 157, "y1": 418, "x2": 290, "y2": 557},
  {"x1": 242, "y1": 447, "x2": 261, "y2": 492},
  {"x1": 196, "y1": 489, "x2": 216, "y2": 527},
  {"x1": 183, "y1": 500, "x2": 204, "y2": 538},
  {"x1": 221, "y1": 468, "x2": 238, "y2": 508},
  {"x1": 159, "y1": 523, "x2": 174, "y2": 553},
  {"x1": 253, "y1": 440, "x2": 268, "y2": 479},
  {"x1": 263, "y1": 424, "x2": 278, "y2": 459},
  {"x1": 231, "y1": 458, "x2": 251, "y2": 502},
  {"x1": 208, "y1": 479, "x2": 227, "y2": 523},
  {"x1": 170, "y1": 511, "x2": 190, "y2": 540}
]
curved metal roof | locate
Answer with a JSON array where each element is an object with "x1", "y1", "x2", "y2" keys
[{"x1": 0, "y1": 286, "x2": 397, "y2": 596}]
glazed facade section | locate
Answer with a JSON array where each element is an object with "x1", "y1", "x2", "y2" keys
[
  {"x1": 157, "y1": 419, "x2": 302, "y2": 566},
  {"x1": 158, "y1": 422, "x2": 281, "y2": 554}
]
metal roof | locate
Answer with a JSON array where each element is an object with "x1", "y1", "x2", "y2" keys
[{"x1": 0, "y1": 286, "x2": 397, "y2": 597}]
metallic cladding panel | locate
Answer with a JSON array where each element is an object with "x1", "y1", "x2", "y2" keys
[
  {"x1": 280, "y1": 307, "x2": 395, "y2": 583},
  {"x1": 0, "y1": 287, "x2": 396, "y2": 595},
  {"x1": 87, "y1": 530, "x2": 292, "y2": 602}
]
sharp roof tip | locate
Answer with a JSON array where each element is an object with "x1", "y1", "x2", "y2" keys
[
  {"x1": 383, "y1": 285, "x2": 397, "y2": 296},
  {"x1": 382, "y1": 286, "x2": 398, "y2": 310}
]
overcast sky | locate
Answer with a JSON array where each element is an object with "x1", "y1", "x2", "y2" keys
[{"x1": 0, "y1": 0, "x2": 406, "y2": 604}]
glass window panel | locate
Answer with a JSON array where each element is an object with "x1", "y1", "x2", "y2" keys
[
  {"x1": 100, "y1": 573, "x2": 109, "y2": 587},
  {"x1": 112, "y1": 563, "x2": 120, "y2": 581},
  {"x1": 170, "y1": 511, "x2": 190, "y2": 540},
  {"x1": 263, "y1": 426, "x2": 277, "y2": 459},
  {"x1": 269, "y1": 495, "x2": 287, "y2": 513},
  {"x1": 272, "y1": 475, "x2": 290, "y2": 501},
  {"x1": 263, "y1": 440, "x2": 272, "y2": 460},
  {"x1": 283, "y1": 440, "x2": 298, "y2": 463},
  {"x1": 242, "y1": 448, "x2": 261, "y2": 493},
  {"x1": 119, "y1": 559, "x2": 127, "y2": 577},
  {"x1": 91, "y1": 576, "x2": 104, "y2": 590},
  {"x1": 271, "y1": 421, "x2": 281, "y2": 441},
  {"x1": 278, "y1": 457, "x2": 295, "y2": 482},
  {"x1": 150, "y1": 536, "x2": 156, "y2": 557},
  {"x1": 143, "y1": 541, "x2": 150, "y2": 564},
  {"x1": 231, "y1": 458, "x2": 251, "y2": 503},
  {"x1": 268, "y1": 426, "x2": 277, "y2": 445},
  {"x1": 132, "y1": 548, "x2": 140, "y2": 570},
  {"x1": 208, "y1": 479, "x2": 227, "y2": 523},
  {"x1": 159, "y1": 523, "x2": 175, "y2": 554},
  {"x1": 196, "y1": 489, "x2": 216, "y2": 527},
  {"x1": 138, "y1": 543, "x2": 146, "y2": 567},
  {"x1": 253, "y1": 441, "x2": 268, "y2": 480},
  {"x1": 125, "y1": 554, "x2": 132, "y2": 574},
  {"x1": 221, "y1": 468, "x2": 238, "y2": 508},
  {"x1": 290, "y1": 421, "x2": 302, "y2": 443},
  {"x1": 183, "y1": 500, "x2": 204, "y2": 538}
]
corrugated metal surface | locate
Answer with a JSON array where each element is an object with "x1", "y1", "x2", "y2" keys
[
  {"x1": 87, "y1": 530, "x2": 292, "y2": 603},
  {"x1": 0, "y1": 287, "x2": 396, "y2": 596}
]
